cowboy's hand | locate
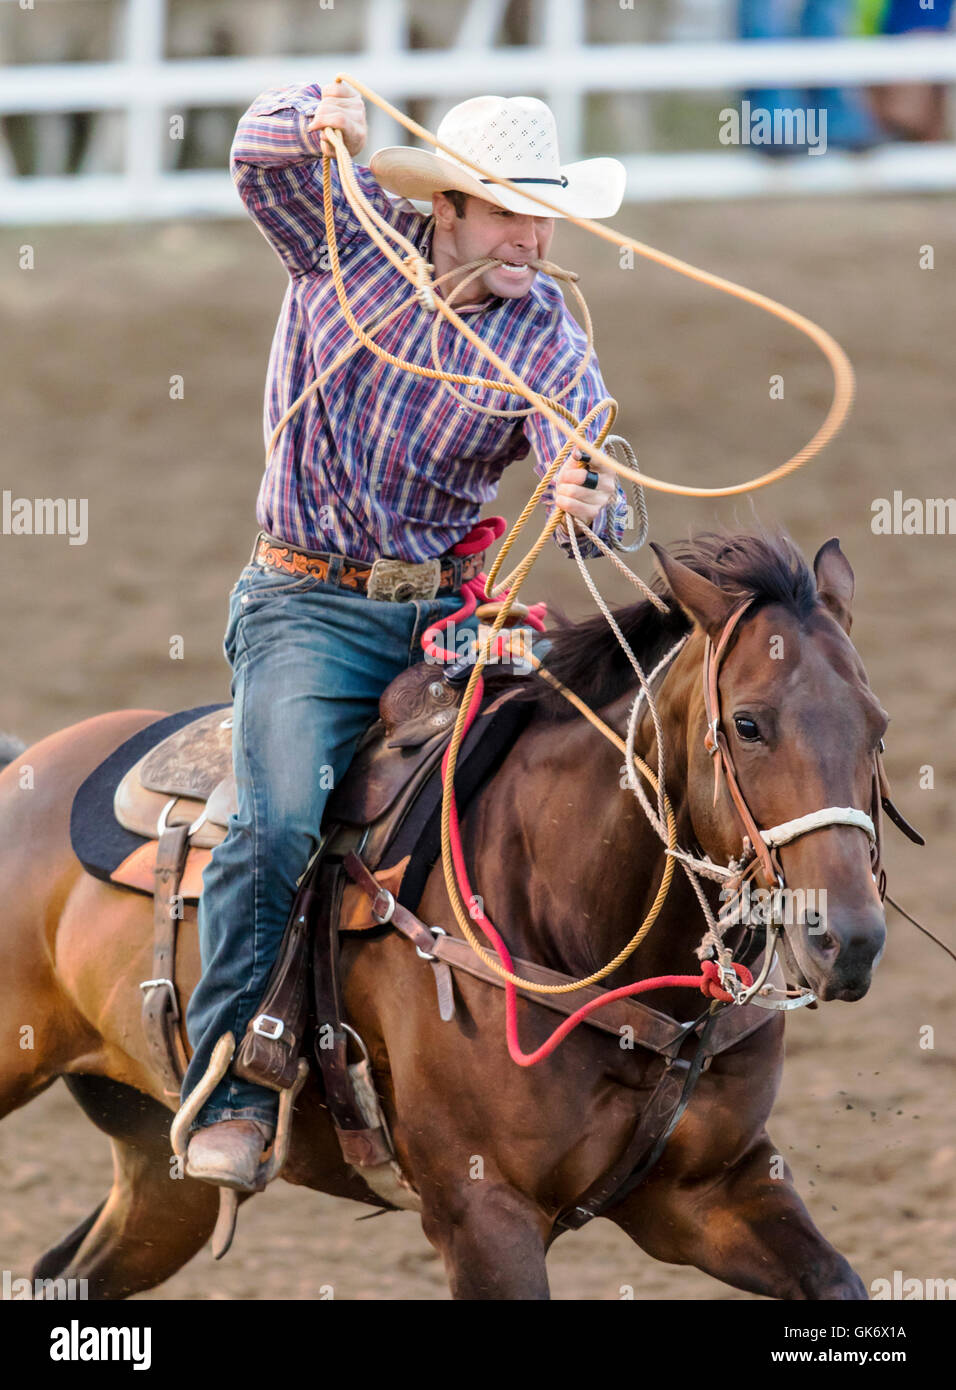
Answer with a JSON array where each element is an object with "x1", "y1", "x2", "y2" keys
[
  {"x1": 553, "y1": 449, "x2": 616, "y2": 527},
  {"x1": 307, "y1": 80, "x2": 366, "y2": 158}
]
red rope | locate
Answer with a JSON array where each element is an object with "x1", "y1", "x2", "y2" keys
[
  {"x1": 449, "y1": 515, "x2": 507, "y2": 555},
  {"x1": 422, "y1": 517, "x2": 546, "y2": 664}
]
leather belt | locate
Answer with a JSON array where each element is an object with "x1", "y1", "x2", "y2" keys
[{"x1": 251, "y1": 531, "x2": 486, "y2": 603}]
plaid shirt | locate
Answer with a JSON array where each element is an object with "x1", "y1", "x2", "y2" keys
[{"x1": 232, "y1": 83, "x2": 631, "y2": 563}]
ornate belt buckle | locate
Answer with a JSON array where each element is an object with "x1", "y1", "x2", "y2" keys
[{"x1": 366, "y1": 557, "x2": 441, "y2": 603}]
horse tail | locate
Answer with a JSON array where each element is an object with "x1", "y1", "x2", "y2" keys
[{"x1": 0, "y1": 732, "x2": 26, "y2": 772}]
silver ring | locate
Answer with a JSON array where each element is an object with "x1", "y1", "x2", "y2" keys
[
  {"x1": 416, "y1": 926, "x2": 447, "y2": 962},
  {"x1": 340, "y1": 1022, "x2": 370, "y2": 1064},
  {"x1": 370, "y1": 888, "x2": 396, "y2": 924},
  {"x1": 155, "y1": 797, "x2": 179, "y2": 837}
]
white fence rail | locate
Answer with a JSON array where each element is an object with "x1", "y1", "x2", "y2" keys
[{"x1": 1, "y1": 0, "x2": 955, "y2": 223}]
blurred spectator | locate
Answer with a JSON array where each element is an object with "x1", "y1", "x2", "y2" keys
[
  {"x1": 862, "y1": 0, "x2": 954, "y2": 141},
  {"x1": 738, "y1": 0, "x2": 884, "y2": 152},
  {"x1": 881, "y1": 0, "x2": 954, "y2": 30}
]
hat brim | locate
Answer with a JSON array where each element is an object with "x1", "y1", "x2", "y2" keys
[{"x1": 369, "y1": 145, "x2": 626, "y2": 221}]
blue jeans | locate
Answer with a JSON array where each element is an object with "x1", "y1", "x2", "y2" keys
[{"x1": 182, "y1": 560, "x2": 475, "y2": 1128}]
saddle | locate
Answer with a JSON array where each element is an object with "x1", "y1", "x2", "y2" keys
[
  {"x1": 70, "y1": 653, "x2": 537, "y2": 1111},
  {"x1": 109, "y1": 661, "x2": 471, "y2": 904}
]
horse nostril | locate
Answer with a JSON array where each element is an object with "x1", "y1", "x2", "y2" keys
[{"x1": 813, "y1": 931, "x2": 837, "y2": 954}]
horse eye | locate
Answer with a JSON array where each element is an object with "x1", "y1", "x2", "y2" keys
[{"x1": 733, "y1": 715, "x2": 761, "y2": 743}]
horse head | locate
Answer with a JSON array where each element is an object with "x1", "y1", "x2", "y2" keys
[{"x1": 653, "y1": 534, "x2": 888, "y2": 1003}]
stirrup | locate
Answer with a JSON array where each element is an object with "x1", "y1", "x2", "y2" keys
[
  {"x1": 170, "y1": 1033, "x2": 309, "y2": 1258},
  {"x1": 170, "y1": 1032, "x2": 236, "y2": 1158},
  {"x1": 210, "y1": 1059, "x2": 309, "y2": 1258}
]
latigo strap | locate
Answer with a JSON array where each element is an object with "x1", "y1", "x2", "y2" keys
[{"x1": 140, "y1": 821, "x2": 190, "y2": 1097}]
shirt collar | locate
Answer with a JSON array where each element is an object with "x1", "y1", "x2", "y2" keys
[{"x1": 419, "y1": 217, "x2": 503, "y2": 317}]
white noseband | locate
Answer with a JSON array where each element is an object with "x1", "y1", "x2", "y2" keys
[{"x1": 760, "y1": 806, "x2": 876, "y2": 851}]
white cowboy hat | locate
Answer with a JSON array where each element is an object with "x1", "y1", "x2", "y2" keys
[{"x1": 370, "y1": 95, "x2": 626, "y2": 221}]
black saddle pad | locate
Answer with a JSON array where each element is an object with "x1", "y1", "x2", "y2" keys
[{"x1": 70, "y1": 704, "x2": 228, "y2": 885}]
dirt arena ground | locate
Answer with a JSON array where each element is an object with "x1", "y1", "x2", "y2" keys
[{"x1": 0, "y1": 193, "x2": 953, "y2": 1300}]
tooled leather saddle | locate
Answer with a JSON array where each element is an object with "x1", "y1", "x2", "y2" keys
[
  {"x1": 69, "y1": 659, "x2": 536, "y2": 1107},
  {"x1": 108, "y1": 662, "x2": 475, "y2": 908}
]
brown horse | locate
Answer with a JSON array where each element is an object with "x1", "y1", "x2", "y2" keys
[{"x1": 0, "y1": 530, "x2": 892, "y2": 1300}]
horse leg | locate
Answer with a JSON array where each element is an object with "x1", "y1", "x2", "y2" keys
[
  {"x1": 34, "y1": 1075, "x2": 220, "y2": 1300},
  {"x1": 32, "y1": 1201, "x2": 107, "y2": 1282},
  {"x1": 0, "y1": 711, "x2": 166, "y2": 1133},
  {"x1": 55, "y1": 1136, "x2": 221, "y2": 1300},
  {"x1": 419, "y1": 1181, "x2": 552, "y2": 1300},
  {"x1": 606, "y1": 1136, "x2": 867, "y2": 1300},
  {"x1": 0, "y1": 952, "x2": 80, "y2": 1251},
  {"x1": 0, "y1": 891, "x2": 81, "y2": 1123}
]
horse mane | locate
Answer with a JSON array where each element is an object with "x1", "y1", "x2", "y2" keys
[{"x1": 481, "y1": 528, "x2": 818, "y2": 720}]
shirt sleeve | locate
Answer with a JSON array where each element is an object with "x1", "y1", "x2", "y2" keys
[
  {"x1": 521, "y1": 331, "x2": 630, "y2": 561},
  {"x1": 230, "y1": 83, "x2": 387, "y2": 278}
]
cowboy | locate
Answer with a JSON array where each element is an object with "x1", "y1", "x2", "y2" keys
[{"x1": 182, "y1": 80, "x2": 630, "y2": 1189}]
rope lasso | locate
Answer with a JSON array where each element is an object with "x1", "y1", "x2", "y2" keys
[{"x1": 331, "y1": 73, "x2": 856, "y2": 503}]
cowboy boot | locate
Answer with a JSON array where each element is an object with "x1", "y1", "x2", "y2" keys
[{"x1": 185, "y1": 1117, "x2": 276, "y2": 1192}]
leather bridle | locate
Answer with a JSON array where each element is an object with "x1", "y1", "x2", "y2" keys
[{"x1": 702, "y1": 600, "x2": 923, "y2": 903}]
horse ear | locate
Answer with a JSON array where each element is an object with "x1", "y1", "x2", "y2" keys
[
  {"x1": 650, "y1": 543, "x2": 737, "y2": 637},
  {"x1": 813, "y1": 537, "x2": 855, "y2": 634}
]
